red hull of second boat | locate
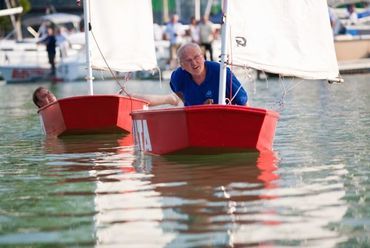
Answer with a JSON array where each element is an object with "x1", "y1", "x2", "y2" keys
[{"x1": 131, "y1": 105, "x2": 279, "y2": 155}]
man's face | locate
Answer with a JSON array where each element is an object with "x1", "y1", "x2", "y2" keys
[
  {"x1": 37, "y1": 89, "x2": 56, "y2": 107},
  {"x1": 180, "y1": 47, "x2": 205, "y2": 76}
]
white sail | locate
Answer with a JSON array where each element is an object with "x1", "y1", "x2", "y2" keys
[
  {"x1": 89, "y1": 0, "x2": 157, "y2": 72},
  {"x1": 227, "y1": 0, "x2": 339, "y2": 80}
]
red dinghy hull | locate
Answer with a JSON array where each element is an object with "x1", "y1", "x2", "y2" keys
[
  {"x1": 38, "y1": 95, "x2": 148, "y2": 137},
  {"x1": 131, "y1": 105, "x2": 279, "y2": 155}
]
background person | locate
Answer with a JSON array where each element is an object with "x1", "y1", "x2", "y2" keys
[
  {"x1": 198, "y1": 15, "x2": 215, "y2": 61},
  {"x1": 164, "y1": 14, "x2": 185, "y2": 69},
  {"x1": 346, "y1": 4, "x2": 358, "y2": 25},
  {"x1": 188, "y1": 16, "x2": 200, "y2": 44},
  {"x1": 37, "y1": 27, "x2": 57, "y2": 77},
  {"x1": 55, "y1": 27, "x2": 69, "y2": 58}
]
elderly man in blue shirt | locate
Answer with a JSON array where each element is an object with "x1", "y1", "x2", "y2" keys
[{"x1": 170, "y1": 43, "x2": 248, "y2": 106}]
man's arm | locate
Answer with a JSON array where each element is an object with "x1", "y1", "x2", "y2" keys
[
  {"x1": 174, "y1": 92, "x2": 184, "y2": 103},
  {"x1": 129, "y1": 93, "x2": 180, "y2": 106}
]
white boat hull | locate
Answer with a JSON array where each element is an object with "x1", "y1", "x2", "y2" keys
[{"x1": 0, "y1": 65, "x2": 50, "y2": 83}]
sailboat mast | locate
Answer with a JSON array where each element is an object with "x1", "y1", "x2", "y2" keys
[
  {"x1": 218, "y1": 0, "x2": 229, "y2": 105},
  {"x1": 83, "y1": 0, "x2": 94, "y2": 95},
  {"x1": 194, "y1": 0, "x2": 200, "y2": 20}
]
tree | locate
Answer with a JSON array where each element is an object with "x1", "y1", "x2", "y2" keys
[{"x1": 3, "y1": 0, "x2": 31, "y2": 40}]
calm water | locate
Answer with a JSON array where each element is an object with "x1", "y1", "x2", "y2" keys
[{"x1": 0, "y1": 74, "x2": 369, "y2": 247}]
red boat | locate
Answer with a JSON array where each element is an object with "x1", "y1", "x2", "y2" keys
[
  {"x1": 36, "y1": 1, "x2": 157, "y2": 138},
  {"x1": 129, "y1": 0, "x2": 341, "y2": 156},
  {"x1": 131, "y1": 105, "x2": 279, "y2": 155},
  {"x1": 38, "y1": 95, "x2": 148, "y2": 137}
]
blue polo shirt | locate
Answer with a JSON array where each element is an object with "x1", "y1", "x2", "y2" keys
[{"x1": 170, "y1": 61, "x2": 248, "y2": 106}]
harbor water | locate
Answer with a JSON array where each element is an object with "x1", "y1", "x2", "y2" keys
[{"x1": 0, "y1": 74, "x2": 369, "y2": 247}]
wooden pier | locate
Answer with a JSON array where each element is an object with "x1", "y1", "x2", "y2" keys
[{"x1": 338, "y1": 58, "x2": 370, "y2": 74}]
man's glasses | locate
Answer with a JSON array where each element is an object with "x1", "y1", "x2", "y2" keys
[{"x1": 181, "y1": 54, "x2": 203, "y2": 65}]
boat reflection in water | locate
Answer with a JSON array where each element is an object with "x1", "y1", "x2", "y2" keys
[
  {"x1": 43, "y1": 135, "x2": 280, "y2": 246},
  {"x1": 42, "y1": 134, "x2": 137, "y2": 181},
  {"x1": 42, "y1": 134, "x2": 134, "y2": 154},
  {"x1": 42, "y1": 134, "x2": 347, "y2": 246},
  {"x1": 134, "y1": 151, "x2": 280, "y2": 247}
]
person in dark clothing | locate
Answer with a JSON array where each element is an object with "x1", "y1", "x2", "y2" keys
[{"x1": 38, "y1": 27, "x2": 57, "y2": 77}]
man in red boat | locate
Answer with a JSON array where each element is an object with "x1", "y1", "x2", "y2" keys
[
  {"x1": 33, "y1": 86, "x2": 178, "y2": 108},
  {"x1": 170, "y1": 43, "x2": 248, "y2": 106},
  {"x1": 32, "y1": 87, "x2": 57, "y2": 108}
]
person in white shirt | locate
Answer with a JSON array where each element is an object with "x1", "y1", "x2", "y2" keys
[
  {"x1": 164, "y1": 14, "x2": 185, "y2": 68},
  {"x1": 347, "y1": 4, "x2": 358, "y2": 25},
  {"x1": 55, "y1": 27, "x2": 69, "y2": 58},
  {"x1": 188, "y1": 16, "x2": 200, "y2": 44},
  {"x1": 198, "y1": 15, "x2": 215, "y2": 61}
]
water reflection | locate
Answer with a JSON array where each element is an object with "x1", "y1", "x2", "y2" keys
[
  {"x1": 43, "y1": 134, "x2": 280, "y2": 246},
  {"x1": 2, "y1": 75, "x2": 368, "y2": 246},
  {"x1": 43, "y1": 134, "x2": 134, "y2": 154},
  {"x1": 138, "y1": 152, "x2": 279, "y2": 247},
  {"x1": 41, "y1": 134, "x2": 347, "y2": 247}
]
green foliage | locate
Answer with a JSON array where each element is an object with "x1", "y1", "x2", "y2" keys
[
  {"x1": 19, "y1": 0, "x2": 32, "y2": 14},
  {"x1": 152, "y1": 0, "x2": 176, "y2": 12},
  {"x1": 0, "y1": 0, "x2": 31, "y2": 37},
  {"x1": 0, "y1": 17, "x2": 12, "y2": 36}
]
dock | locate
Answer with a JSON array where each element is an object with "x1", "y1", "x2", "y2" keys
[{"x1": 338, "y1": 58, "x2": 370, "y2": 74}]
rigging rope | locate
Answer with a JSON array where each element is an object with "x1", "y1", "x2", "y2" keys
[
  {"x1": 85, "y1": 1, "x2": 161, "y2": 112},
  {"x1": 274, "y1": 76, "x2": 306, "y2": 112},
  {"x1": 228, "y1": 25, "x2": 233, "y2": 104},
  {"x1": 90, "y1": 30, "x2": 128, "y2": 95},
  {"x1": 86, "y1": 3, "x2": 136, "y2": 112}
]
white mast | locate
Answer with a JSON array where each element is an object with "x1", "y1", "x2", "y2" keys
[
  {"x1": 83, "y1": 0, "x2": 94, "y2": 95},
  {"x1": 0, "y1": 6, "x2": 23, "y2": 17},
  {"x1": 218, "y1": 0, "x2": 229, "y2": 104},
  {"x1": 204, "y1": 0, "x2": 214, "y2": 17},
  {"x1": 4, "y1": 0, "x2": 22, "y2": 41},
  {"x1": 194, "y1": 0, "x2": 200, "y2": 20}
]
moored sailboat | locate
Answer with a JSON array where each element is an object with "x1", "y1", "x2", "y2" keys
[
  {"x1": 131, "y1": 0, "x2": 341, "y2": 155},
  {"x1": 38, "y1": 0, "x2": 157, "y2": 136},
  {"x1": 0, "y1": 12, "x2": 84, "y2": 83}
]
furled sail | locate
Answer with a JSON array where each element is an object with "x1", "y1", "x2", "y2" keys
[
  {"x1": 227, "y1": 0, "x2": 339, "y2": 80},
  {"x1": 89, "y1": 0, "x2": 157, "y2": 72}
]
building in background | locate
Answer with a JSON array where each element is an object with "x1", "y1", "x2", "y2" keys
[
  {"x1": 152, "y1": 0, "x2": 222, "y2": 24},
  {"x1": 0, "y1": 0, "x2": 222, "y2": 38}
]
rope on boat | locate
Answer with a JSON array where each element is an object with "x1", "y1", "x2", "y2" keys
[
  {"x1": 228, "y1": 25, "x2": 234, "y2": 104},
  {"x1": 228, "y1": 84, "x2": 243, "y2": 103},
  {"x1": 86, "y1": 2, "x2": 135, "y2": 113},
  {"x1": 89, "y1": 30, "x2": 128, "y2": 95},
  {"x1": 275, "y1": 76, "x2": 307, "y2": 112},
  {"x1": 81, "y1": 0, "x2": 162, "y2": 112}
]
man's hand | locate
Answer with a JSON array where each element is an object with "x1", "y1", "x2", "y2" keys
[{"x1": 203, "y1": 99, "x2": 214, "y2": 104}]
